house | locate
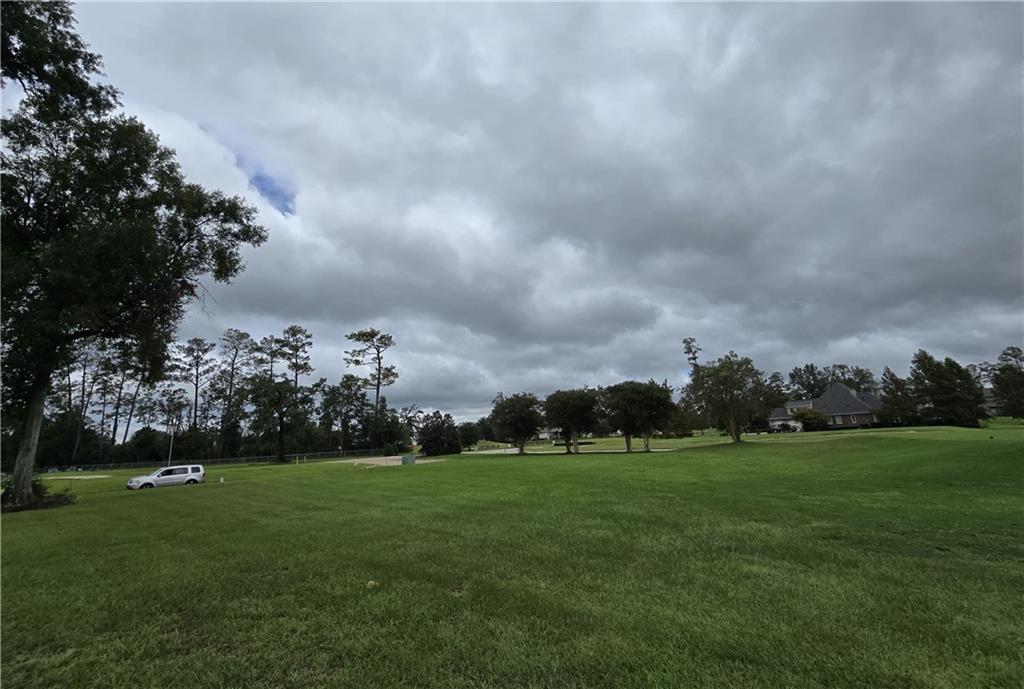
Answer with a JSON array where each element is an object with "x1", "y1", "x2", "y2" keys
[{"x1": 769, "y1": 383, "x2": 881, "y2": 431}]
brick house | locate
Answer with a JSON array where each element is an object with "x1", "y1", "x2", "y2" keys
[{"x1": 769, "y1": 383, "x2": 881, "y2": 431}]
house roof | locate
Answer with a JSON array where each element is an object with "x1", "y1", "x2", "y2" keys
[
  {"x1": 771, "y1": 384, "x2": 881, "y2": 420},
  {"x1": 855, "y1": 390, "x2": 881, "y2": 409},
  {"x1": 813, "y1": 383, "x2": 878, "y2": 415}
]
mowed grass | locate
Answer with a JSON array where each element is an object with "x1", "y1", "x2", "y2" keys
[{"x1": 3, "y1": 426, "x2": 1023, "y2": 689}]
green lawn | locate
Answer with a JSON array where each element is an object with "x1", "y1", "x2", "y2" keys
[{"x1": 3, "y1": 425, "x2": 1023, "y2": 688}]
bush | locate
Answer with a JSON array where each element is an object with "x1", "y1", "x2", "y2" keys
[
  {"x1": 792, "y1": 408, "x2": 830, "y2": 432},
  {"x1": 417, "y1": 412, "x2": 461, "y2": 457}
]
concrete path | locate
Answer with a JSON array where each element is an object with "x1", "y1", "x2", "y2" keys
[
  {"x1": 466, "y1": 447, "x2": 678, "y2": 455},
  {"x1": 327, "y1": 456, "x2": 447, "y2": 467}
]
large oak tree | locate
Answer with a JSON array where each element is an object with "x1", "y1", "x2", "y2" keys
[{"x1": 1, "y1": 3, "x2": 267, "y2": 504}]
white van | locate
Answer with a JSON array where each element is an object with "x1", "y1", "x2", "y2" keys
[{"x1": 126, "y1": 465, "x2": 205, "y2": 490}]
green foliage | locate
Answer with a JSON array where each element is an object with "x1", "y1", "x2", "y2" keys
[
  {"x1": 490, "y1": 393, "x2": 543, "y2": 454},
  {"x1": 457, "y1": 422, "x2": 482, "y2": 450},
  {"x1": 344, "y1": 328, "x2": 398, "y2": 413},
  {"x1": 318, "y1": 374, "x2": 371, "y2": 451},
  {"x1": 684, "y1": 344, "x2": 766, "y2": 442},
  {"x1": 601, "y1": 380, "x2": 676, "y2": 452},
  {"x1": 909, "y1": 350, "x2": 986, "y2": 427},
  {"x1": 0, "y1": 0, "x2": 117, "y2": 117},
  {"x1": 278, "y1": 325, "x2": 314, "y2": 387},
  {"x1": 791, "y1": 407, "x2": 830, "y2": 431},
  {"x1": 991, "y1": 346, "x2": 1024, "y2": 419},
  {"x1": 878, "y1": 366, "x2": 918, "y2": 426},
  {"x1": 544, "y1": 388, "x2": 600, "y2": 453},
  {"x1": 1, "y1": 4, "x2": 267, "y2": 505},
  {"x1": 788, "y1": 363, "x2": 877, "y2": 399},
  {"x1": 475, "y1": 416, "x2": 496, "y2": 442},
  {"x1": 417, "y1": 411, "x2": 461, "y2": 456}
]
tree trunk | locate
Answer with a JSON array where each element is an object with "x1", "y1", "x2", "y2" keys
[
  {"x1": 624, "y1": 434, "x2": 633, "y2": 453},
  {"x1": 72, "y1": 360, "x2": 96, "y2": 462},
  {"x1": 728, "y1": 417, "x2": 742, "y2": 443},
  {"x1": 572, "y1": 429, "x2": 580, "y2": 454},
  {"x1": 563, "y1": 432, "x2": 572, "y2": 454},
  {"x1": 109, "y1": 370, "x2": 127, "y2": 446},
  {"x1": 517, "y1": 437, "x2": 526, "y2": 454},
  {"x1": 11, "y1": 371, "x2": 50, "y2": 505},
  {"x1": 191, "y1": 374, "x2": 200, "y2": 430},
  {"x1": 122, "y1": 378, "x2": 143, "y2": 444},
  {"x1": 642, "y1": 432, "x2": 651, "y2": 452},
  {"x1": 276, "y1": 413, "x2": 286, "y2": 463}
]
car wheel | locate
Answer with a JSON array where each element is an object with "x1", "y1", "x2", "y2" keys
[
  {"x1": 185, "y1": 479, "x2": 198, "y2": 485},
  {"x1": 140, "y1": 483, "x2": 154, "y2": 489}
]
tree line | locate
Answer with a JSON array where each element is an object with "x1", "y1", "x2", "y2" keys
[
  {"x1": 470, "y1": 340, "x2": 1024, "y2": 454},
  {"x1": 3, "y1": 326, "x2": 420, "y2": 468}
]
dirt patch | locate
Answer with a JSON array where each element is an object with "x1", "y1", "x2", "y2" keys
[
  {"x1": 327, "y1": 456, "x2": 447, "y2": 467},
  {"x1": 41, "y1": 475, "x2": 111, "y2": 480}
]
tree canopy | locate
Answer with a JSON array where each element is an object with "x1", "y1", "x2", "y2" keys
[
  {"x1": 1, "y1": 3, "x2": 267, "y2": 505},
  {"x1": 683, "y1": 343, "x2": 767, "y2": 443},
  {"x1": 544, "y1": 388, "x2": 599, "y2": 453},
  {"x1": 601, "y1": 380, "x2": 675, "y2": 452},
  {"x1": 490, "y1": 393, "x2": 543, "y2": 454}
]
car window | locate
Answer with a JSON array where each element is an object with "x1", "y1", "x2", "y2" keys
[
  {"x1": 191, "y1": 466, "x2": 201, "y2": 473},
  {"x1": 158, "y1": 469, "x2": 173, "y2": 477},
  {"x1": 172, "y1": 467, "x2": 189, "y2": 475}
]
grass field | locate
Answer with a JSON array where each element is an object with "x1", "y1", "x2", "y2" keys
[{"x1": 3, "y1": 424, "x2": 1023, "y2": 688}]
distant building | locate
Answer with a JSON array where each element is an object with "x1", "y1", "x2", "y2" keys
[{"x1": 770, "y1": 383, "x2": 881, "y2": 431}]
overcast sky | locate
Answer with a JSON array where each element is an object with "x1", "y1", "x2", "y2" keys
[{"x1": 73, "y1": 2, "x2": 1022, "y2": 419}]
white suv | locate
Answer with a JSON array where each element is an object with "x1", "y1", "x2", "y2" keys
[{"x1": 126, "y1": 465, "x2": 205, "y2": 490}]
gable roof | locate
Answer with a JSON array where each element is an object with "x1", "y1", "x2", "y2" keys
[{"x1": 813, "y1": 383, "x2": 877, "y2": 415}]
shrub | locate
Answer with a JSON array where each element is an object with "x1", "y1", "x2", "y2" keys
[{"x1": 791, "y1": 408, "x2": 830, "y2": 432}]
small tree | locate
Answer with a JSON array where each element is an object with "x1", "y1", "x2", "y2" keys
[
  {"x1": 601, "y1": 380, "x2": 675, "y2": 452},
  {"x1": 791, "y1": 408, "x2": 829, "y2": 432},
  {"x1": 490, "y1": 393, "x2": 542, "y2": 454},
  {"x1": 418, "y1": 412, "x2": 461, "y2": 456},
  {"x1": 544, "y1": 388, "x2": 599, "y2": 453},
  {"x1": 458, "y1": 422, "x2": 482, "y2": 450},
  {"x1": 683, "y1": 341, "x2": 765, "y2": 443}
]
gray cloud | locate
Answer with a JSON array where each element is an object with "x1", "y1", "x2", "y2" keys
[{"x1": 71, "y1": 3, "x2": 1023, "y2": 418}]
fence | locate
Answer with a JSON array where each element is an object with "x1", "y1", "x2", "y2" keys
[{"x1": 51, "y1": 447, "x2": 390, "y2": 472}]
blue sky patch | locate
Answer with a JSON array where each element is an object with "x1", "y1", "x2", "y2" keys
[{"x1": 248, "y1": 170, "x2": 295, "y2": 215}]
